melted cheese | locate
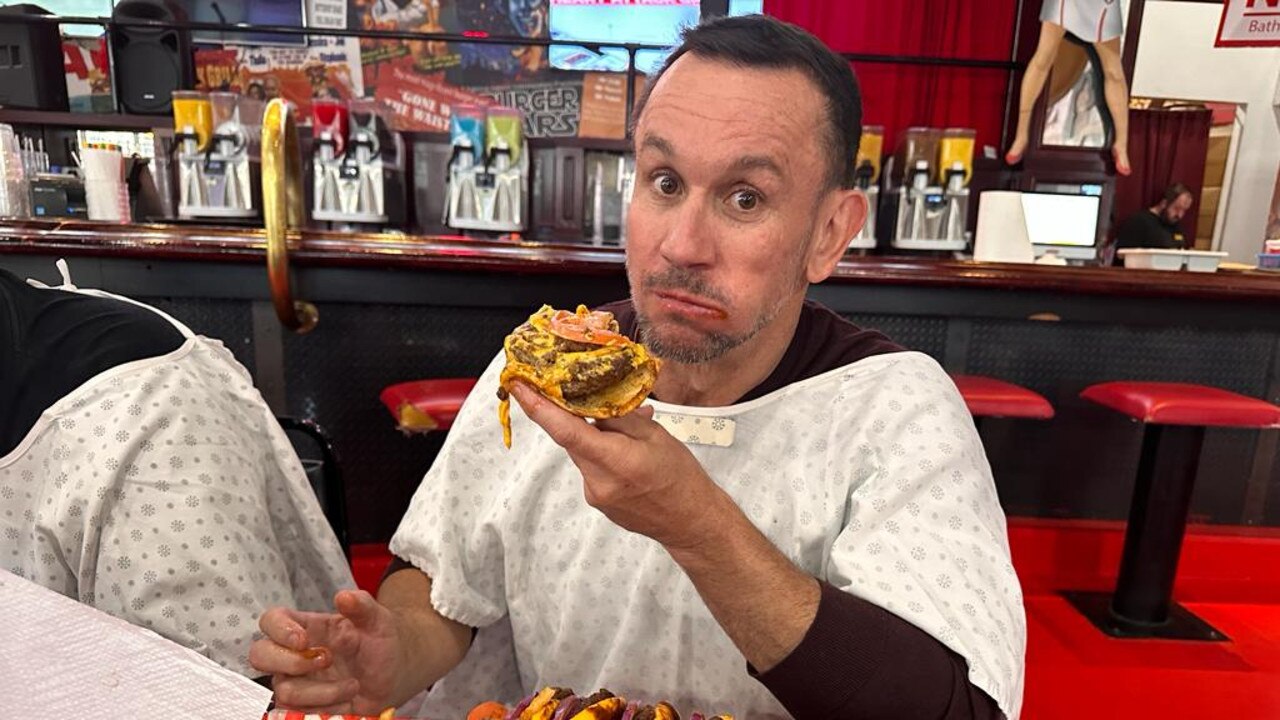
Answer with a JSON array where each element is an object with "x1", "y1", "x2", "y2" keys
[{"x1": 498, "y1": 395, "x2": 512, "y2": 449}]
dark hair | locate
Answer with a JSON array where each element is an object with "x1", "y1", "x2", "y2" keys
[
  {"x1": 631, "y1": 15, "x2": 862, "y2": 190},
  {"x1": 1159, "y1": 182, "x2": 1192, "y2": 205}
]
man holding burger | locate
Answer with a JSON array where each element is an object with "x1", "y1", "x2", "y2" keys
[{"x1": 251, "y1": 15, "x2": 1025, "y2": 719}]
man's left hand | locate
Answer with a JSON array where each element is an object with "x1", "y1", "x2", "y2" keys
[{"x1": 508, "y1": 382, "x2": 728, "y2": 553}]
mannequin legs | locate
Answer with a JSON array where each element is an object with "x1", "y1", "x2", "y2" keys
[
  {"x1": 1006, "y1": 21, "x2": 1065, "y2": 165},
  {"x1": 1006, "y1": 22, "x2": 1131, "y2": 176},
  {"x1": 1094, "y1": 37, "x2": 1131, "y2": 176}
]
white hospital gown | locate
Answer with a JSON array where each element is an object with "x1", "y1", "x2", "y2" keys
[
  {"x1": 0, "y1": 286, "x2": 353, "y2": 677},
  {"x1": 391, "y1": 350, "x2": 1027, "y2": 719}
]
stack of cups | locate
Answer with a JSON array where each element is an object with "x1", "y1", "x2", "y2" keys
[
  {"x1": 81, "y1": 145, "x2": 131, "y2": 222},
  {"x1": 0, "y1": 123, "x2": 31, "y2": 218}
]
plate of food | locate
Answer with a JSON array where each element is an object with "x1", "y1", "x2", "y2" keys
[
  {"x1": 264, "y1": 686, "x2": 731, "y2": 720},
  {"x1": 468, "y1": 686, "x2": 732, "y2": 720}
]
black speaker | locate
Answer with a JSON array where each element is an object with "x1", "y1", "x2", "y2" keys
[
  {"x1": 0, "y1": 4, "x2": 70, "y2": 110},
  {"x1": 700, "y1": 0, "x2": 729, "y2": 18},
  {"x1": 109, "y1": 0, "x2": 193, "y2": 115}
]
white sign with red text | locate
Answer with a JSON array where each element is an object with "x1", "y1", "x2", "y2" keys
[{"x1": 1218, "y1": 0, "x2": 1280, "y2": 47}]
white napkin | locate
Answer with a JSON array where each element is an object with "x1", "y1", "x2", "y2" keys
[{"x1": 0, "y1": 568, "x2": 272, "y2": 719}]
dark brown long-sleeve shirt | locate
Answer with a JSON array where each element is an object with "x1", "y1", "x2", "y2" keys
[{"x1": 754, "y1": 582, "x2": 1001, "y2": 719}]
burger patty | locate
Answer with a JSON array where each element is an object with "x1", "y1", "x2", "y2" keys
[
  {"x1": 561, "y1": 350, "x2": 636, "y2": 399},
  {"x1": 553, "y1": 336, "x2": 598, "y2": 354},
  {"x1": 507, "y1": 324, "x2": 601, "y2": 368},
  {"x1": 507, "y1": 323, "x2": 545, "y2": 366},
  {"x1": 506, "y1": 320, "x2": 640, "y2": 401}
]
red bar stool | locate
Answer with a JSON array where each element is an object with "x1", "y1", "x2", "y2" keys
[
  {"x1": 951, "y1": 375, "x2": 1055, "y2": 421},
  {"x1": 380, "y1": 378, "x2": 478, "y2": 433},
  {"x1": 1066, "y1": 381, "x2": 1280, "y2": 641}
]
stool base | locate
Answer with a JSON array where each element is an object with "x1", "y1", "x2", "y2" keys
[{"x1": 1063, "y1": 591, "x2": 1229, "y2": 642}]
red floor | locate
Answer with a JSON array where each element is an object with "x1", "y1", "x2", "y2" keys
[
  {"x1": 350, "y1": 518, "x2": 1280, "y2": 719},
  {"x1": 1013, "y1": 519, "x2": 1280, "y2": 720}
]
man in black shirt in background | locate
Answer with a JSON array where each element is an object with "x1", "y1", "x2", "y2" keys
[{"x1": 1113, "y1": 182, "x2": 1195, "y2": 263}]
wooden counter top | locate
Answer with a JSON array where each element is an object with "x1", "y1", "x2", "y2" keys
[{"x1": 2, "y1": 219, "x2": 1278, "y2": 302}]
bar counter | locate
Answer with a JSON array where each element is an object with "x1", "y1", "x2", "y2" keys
[
  {"x1": 3, "y1": 219, "x2": 1279, "y2": 543},
  {"x1": 3, "y1": 219, "x2": 1279, "y2": 301}
]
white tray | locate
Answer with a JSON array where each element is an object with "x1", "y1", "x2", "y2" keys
[{"x1": 1117, "y1": 248, "x2": 1228, "y2": 272}]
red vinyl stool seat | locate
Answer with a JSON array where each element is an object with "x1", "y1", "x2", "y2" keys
[
  {"x1": 1081, "y1": 382, "x2": 1280, "y2": 428},
  {"x1": 1068, "y1": 381, "x2": 1280, "y2": 641},
  {"x1": 951, "y1": 375, "x2": 1055, "y2": 420},
  {"x1": 380, "y1": 378, "x2": 478, "y2": 433}
]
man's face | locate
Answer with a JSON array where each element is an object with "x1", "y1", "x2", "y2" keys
[
  {"x1": 1160, "y1": 192, "x2": 1193, "y2": 225},
  {"x1": 625, "y1": 55, "x2": 845, "y2": 364}
]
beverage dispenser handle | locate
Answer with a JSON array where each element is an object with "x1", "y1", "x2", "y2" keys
[
  {"x1": 854, "y1": 160, "x2": 875, "y2": 190},
  {"x1": 945, "y1": 162, "x2": 966, "y2": 193},
  {"x1": 262, "y1": 98, "x2": 319, "y2": 334}
]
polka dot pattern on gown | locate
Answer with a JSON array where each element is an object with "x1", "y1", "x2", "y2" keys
[{"x1": 0, "y1": 333, "x2": 354, "y2": 677}]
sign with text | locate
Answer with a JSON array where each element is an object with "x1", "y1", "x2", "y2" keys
[
  {"x1": 372, "y1": 63, "x2": 495, "y2": 132},
  {"x1": 1217, "y1": 0, "x2": 1280, "y2": 47},
  {"x1": 472, "y1": 80, "x2": 583, "y2": 138},
  {"x1": 308, "y1": 0, "x2": 348, "y2": 29}
]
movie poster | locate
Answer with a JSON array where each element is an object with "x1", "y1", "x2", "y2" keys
[
  {"x1": 352, "y1": 0, "x2": 549, "y2": 92},
  {"x1": 373, "y1": 64, "x2": 496, "y2": 132},
  {"x1": 469, "y1": 79, "x2": 581, "y2": 138},
  {"x1": 195, "y1": 36, "x2": 364, "y2": 122},
  {"x1": 347, "y1": 0, "x2": 624, "y2": 138},
  {"x1": 373, "y1": 63, "x2": 628, "y2": 140},
  {"x1": 63, "y1": 37, "x2": 113, "y2": 113}
]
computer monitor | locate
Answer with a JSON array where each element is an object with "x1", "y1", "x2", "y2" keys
[
  {"x1": 1021, "y1": 191, "x2": 1101, "y2": 261},
  {"x1": 548, "y1": 0, "x2": 700, "y2": 73}
]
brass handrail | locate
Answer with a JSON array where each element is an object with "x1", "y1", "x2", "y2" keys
[{"x1": 261, "y1": 98, "x2": 318, "y2": 334}]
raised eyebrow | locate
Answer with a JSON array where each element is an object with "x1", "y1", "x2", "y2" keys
[
  {"x1": 730, "y1": 154, "x2": 784, "y2": 180},
  {"x1": 636, "y1": 137, "x2": 783, "y2": 182},
  {"x1": 637, "y1": 134, "x2": 676, "y2": 157}
]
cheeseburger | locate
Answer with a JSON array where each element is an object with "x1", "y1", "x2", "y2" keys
[{"x1": 497, "y1": 305, "x2": 660, "y2": 447}]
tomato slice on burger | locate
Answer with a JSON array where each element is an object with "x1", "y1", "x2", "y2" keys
[{"x1": 547, "y1": 307, "x2": 628, "y2": 346}]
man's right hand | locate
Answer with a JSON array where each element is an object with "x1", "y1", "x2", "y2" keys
[{"x1": 250, "y1": 589, "x2": 401, "y2": 714}]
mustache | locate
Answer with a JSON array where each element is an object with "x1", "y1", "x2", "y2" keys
[{"x1": 640, "y1": 267, "x2": 729, "y2": 306}]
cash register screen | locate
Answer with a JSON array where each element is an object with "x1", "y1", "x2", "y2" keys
[{"x1": 1021, "y1": 192, "x2": 1100, "y2": 259}]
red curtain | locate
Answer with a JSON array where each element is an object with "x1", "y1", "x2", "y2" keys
[
  {"x1": 763, "y1": 0, "x2": 1019, "y2": 153},
  {"x1": 1113, "y1": 108, "x2": 1211, "y2": 244}
]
